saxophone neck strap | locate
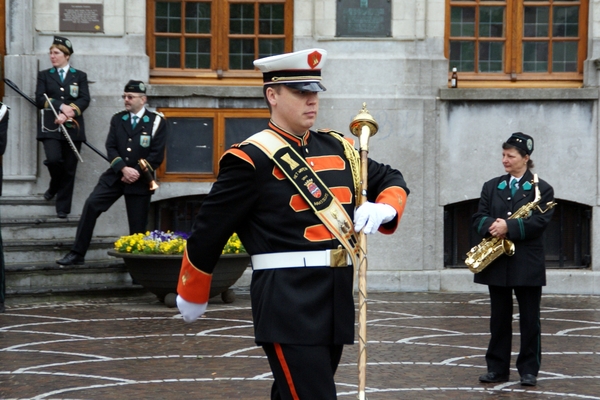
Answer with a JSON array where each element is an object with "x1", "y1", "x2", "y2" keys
[{"x1": 246, "y1": 129, "x2": 359, "y2": 262}]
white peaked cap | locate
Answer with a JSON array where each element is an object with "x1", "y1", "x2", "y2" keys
[{"x1": 253, "y1": 48, "x2": 327, "y2": 92}]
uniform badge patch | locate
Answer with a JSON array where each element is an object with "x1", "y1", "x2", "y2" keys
[
  {"x1": 304, "y1": 178, "x2": 322, "y2": 198},
  {"x1": 70, "y1": 85, "x2": 79, "y2": 98},
  {"x1": 140, "y1": 135, "x2": 151, "y2": 148}
]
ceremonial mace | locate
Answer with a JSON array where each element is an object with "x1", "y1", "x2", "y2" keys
[
  {"x1": 44, "y1": 93, "x2": 84, "y2": 163},
  {"x1": 349, "y1": 103, "x2": 378, "y2": 400}
]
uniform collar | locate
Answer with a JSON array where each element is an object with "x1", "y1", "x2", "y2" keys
[
  {"x1": 131, "y1": 108, "x2": 146, "y2": 120},
  {"x1": 58, "y1": 64, "x2": 70, "y2": 74},
  {"x1": 268, "y1": 120, "x2": 310, "y2": 146}
]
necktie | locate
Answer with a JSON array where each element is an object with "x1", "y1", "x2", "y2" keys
[
  {"x1": 58, "y1": 69, "x2": 64, "y2": 82},
  {"x1": 510, "y1": 179, "x2": 518, "y2": 196},
  {"x1": 131, "y1": 115, "x2": 138, "y2": 129}
]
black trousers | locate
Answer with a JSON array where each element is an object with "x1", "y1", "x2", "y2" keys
[
  {"x1": 72, "y1": 180, "x2": 150, "y2": 257},
  {"x1": 485, "y1": 285, "x2": 543, "y2": 377},
  {"x1": 262, "y1": 343, "x2": 344, "y2": 400},
  {"x1": 42, "y1": 139, "x2": 82, "y2": 214},
  {"x1": 0, "y1": 209, "x2": 4, "y2": 305}
]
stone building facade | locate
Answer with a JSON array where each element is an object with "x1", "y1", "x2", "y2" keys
[{"x1": 3, "y1": 0, "x2": 599, "y2": 294}]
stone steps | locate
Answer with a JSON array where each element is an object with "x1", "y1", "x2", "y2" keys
[
  {"x1": 5, "y1": 259, "x2": 137, "y2": 295},
  {"x1": 1, "y1": 196, "x2": 140, "y2": 297},
  {"x1": 3, "y1": 237, "x2": 118, "y2": 263},
  {"x1": 2, "y1": 215, "x2": 79, "y2": 241}
]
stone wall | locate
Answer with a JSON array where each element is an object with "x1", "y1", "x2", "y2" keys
[{"x1": 2, "y1": 0, "x2": 599, "y2": 294}]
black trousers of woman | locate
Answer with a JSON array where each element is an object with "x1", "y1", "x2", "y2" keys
[
  {"x1": 0, "y1": 211, "x2": 4, "y2": 312},
  {"x1": 42, "y1": 138, "x2": 82, "y2": 215},
  {"x1": 486, "y1": 285, "x2": 543, "y2": 377}
]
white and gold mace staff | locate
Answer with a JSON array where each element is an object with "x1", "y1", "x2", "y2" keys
[
  {"x1": 43, "y1": 93, "x2": 84, "y2": 163},
  {"x1": 349, "y1": 103, "x2": 378, "y2": 400}
]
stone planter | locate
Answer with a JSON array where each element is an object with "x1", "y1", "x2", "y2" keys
[{"x1": 107, "y1": 250, "x2": 250, "y2": 306}]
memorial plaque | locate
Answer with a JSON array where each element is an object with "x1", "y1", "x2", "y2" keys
[
  {"x1": 337, "y1": 0, "x2": 391, "y2": 37},
  {"x1": 59, "y1": 3, "x2": 103, "y2": 33}
]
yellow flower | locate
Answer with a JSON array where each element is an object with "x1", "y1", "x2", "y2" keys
[{"x1": 114, "y1": 230, "x2": 245, "y2": 256}]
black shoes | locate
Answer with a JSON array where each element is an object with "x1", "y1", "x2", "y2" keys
[
  {"x1": 480, "y1": 372, "x2": 537, "y2": 386},
  {"x1": 57, "y1": 251, "x2": 85, "y2": 266},
  {"x1": 479, "y1": 372, "x2": 509, "y2": 383},
  {"x1": 44, "y1": 191, "x2": 67, "y2": 218},
  {"x1": 43, "y1": 190, "x2": 55, "y2": 201},
  {"x1": 521, "y1": 374, "x2": 537, "y2": 386}
]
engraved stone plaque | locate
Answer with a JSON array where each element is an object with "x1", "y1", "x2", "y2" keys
[
  {"x1": 59, "y1": 3, "x2": 104, "y2": 33},
  {"x1": 336, "y1": 0, "x2": 391, "y2": 37}
]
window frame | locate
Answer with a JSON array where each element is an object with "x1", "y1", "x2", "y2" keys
[
  {"x1": 444, "y1": 0, "x2": 588, "y2": 87},
  {"x1": 146, "y1": 0, "x2": 294, "y2": 85},
  {"x1": 156, "y1": 107, "x2": 271, "y2": 182}
]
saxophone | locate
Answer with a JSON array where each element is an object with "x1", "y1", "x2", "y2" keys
[{"x1": 465, "y1": 174, "x2": 557, "y2": 273}]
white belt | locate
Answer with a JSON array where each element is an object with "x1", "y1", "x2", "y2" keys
[{"x1": 251, "y1": 249, "x2": 351, "y2": 270}]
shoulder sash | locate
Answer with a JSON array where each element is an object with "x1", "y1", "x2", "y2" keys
[
  {"x1": 150, "y1": 110, "x2": 164, "y2": 138},
  {"x1": 245, "y1": 129, "x2": 359, "y2": 264}
]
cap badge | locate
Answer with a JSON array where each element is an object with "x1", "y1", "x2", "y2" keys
[
  {"x1": 527, "y1": 139, "x2": 533, "y2": 151},
  {"x1": 307, "y1": 51, "x2": 322, "y2": 69}
]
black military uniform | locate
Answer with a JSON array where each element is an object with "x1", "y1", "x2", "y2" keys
[
  {"x1": 35, "y1": 36, "x2": 90, "y2": 217},
  {"x1": 178, "y1": 49, "x2": 410, "y2": 399},
  {"x1": 473, "y1": 133, "x2": 555, "y2": 386},
  {"x1": 0, "y1": 102, "x2": 8, "y2": 312},
  {"x1": 56, "y1": 81, "x2": 167, "y2": 266}
]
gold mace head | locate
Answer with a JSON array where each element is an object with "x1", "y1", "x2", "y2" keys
[{"x1": 349, "y1": 102, "x2": 378, "y2": 138}]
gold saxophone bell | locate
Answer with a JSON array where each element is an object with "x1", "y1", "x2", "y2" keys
[{"x1": 138, "y1": 159, "x2": 159, "y2": 190}]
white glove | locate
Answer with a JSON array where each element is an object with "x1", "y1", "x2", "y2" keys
[
  {"x1": 176, "y1": 295, "x2": 208, "y2": 323},
  {"x1": 354, "y1": 202, "x2": 397, "y2": 235}
]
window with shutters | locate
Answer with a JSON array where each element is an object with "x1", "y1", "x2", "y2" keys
[{"x1": 444, "y1": 0, "x2": 588, "y2": 87}]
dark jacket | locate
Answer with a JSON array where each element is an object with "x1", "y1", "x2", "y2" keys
[
  {"x1": 472, "y1": 169, "x2": 555, "y2": 287},
  {"x1": 35, "y1": 67, "x2": 90, "y2": 142},
  {"x1": 101, "y1": 109, "x2": 168, "y2": 195},
  {"x1": 0, "y1": 103, "x2": 8, "y2": 196},
  {"x1": 184, "y1": 122, "x2": 409, "y2": 346}
]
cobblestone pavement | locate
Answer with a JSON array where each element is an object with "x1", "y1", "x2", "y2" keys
[{"x1": 1, "y1": 290, "x2": 599, "y2": 399}]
